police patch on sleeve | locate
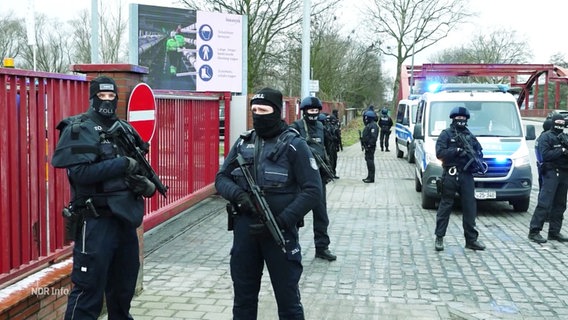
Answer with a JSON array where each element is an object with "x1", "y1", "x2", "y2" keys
[{"x1": 309, "y1": 158, "x2": 318, "y2": 170}]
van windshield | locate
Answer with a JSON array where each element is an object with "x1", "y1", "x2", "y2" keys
[{"x1": 428, "y1": 101, "x2": 522, "y2": 137}]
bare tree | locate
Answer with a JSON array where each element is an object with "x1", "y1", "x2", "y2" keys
[
  {"x1": 18, "y1": 14, "x2": 72, "y2": 73},
  {"x1": 70, "y1": 10, "x2": 92, "y2": 64},
  {"x1": 428, "y1": 29, "x2": 533, "y2": 83},
  {"x1": 71, "y1": 1, "x2": 129, "y2": 64},
  {"x1": 364, "y1": 0, "x2": 474, "y2": 106},
  {"x1": 0, "y1": 13, "x2": 26, "y2": 64},
  {"x1": 99, "y1": 3, "x2": 128, "y2": 63}
]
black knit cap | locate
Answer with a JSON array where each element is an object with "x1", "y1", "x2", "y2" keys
[
  {"x1": 250, "y1": 87, "x2": 283, "y2": 114},
  {"x1": 89, "y1": 76, "x2": 118, "y2": 99}
]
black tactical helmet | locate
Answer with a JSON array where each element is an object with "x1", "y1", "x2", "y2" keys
[
  {"x1": 449, "y1": 106, "x2": 470, "y2": 119},
  {"x1": 300, "y1": 96, "x2": 322, "y2": 110}
]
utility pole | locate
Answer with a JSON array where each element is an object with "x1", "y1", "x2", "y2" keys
[{"x1": 301, "y1": 0, "x2": 311, "y2": 98}]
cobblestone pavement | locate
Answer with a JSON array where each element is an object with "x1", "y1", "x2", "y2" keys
[{"x1": 111, "y1": 128, "x2": 568, "y2": 320}]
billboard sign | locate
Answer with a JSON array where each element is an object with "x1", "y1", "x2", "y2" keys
[{"x1": 130, "y1": 4, "x2": 243, "y2": 93}]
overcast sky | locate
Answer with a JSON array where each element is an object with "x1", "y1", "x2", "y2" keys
[{"x1": 3, "y1": 0, "x2": 566, "y2": 67}]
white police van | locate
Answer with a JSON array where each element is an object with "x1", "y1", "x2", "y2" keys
[
  {"x1": 395, "y1": 97, "x2": 419, "y2": 163},
  {"x1": 413, "y1": 83, "x2": 536, "y2": 211}
]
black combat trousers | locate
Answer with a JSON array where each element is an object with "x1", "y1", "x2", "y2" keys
[
  {"x1": 230, "y1": 214, "x2": 304, "y2": 320},
  {"x1": 364, "y1": 147, "x2": 376, "y2": 180},
  {"x1": 530, "y1": 168, "x2": 568, "y2": 235},
  {"x1": 379, "y1": 129, "x2": 391, "y2": 151},
  {"x1": 435, "y1": 170, "x2": 479, "y2": 243},
  {"x1": 65, "y1": 216, "x2": 139, "y2": 320},
  {"x1": 312, "y1": 177, "x2": 331, "y2": 250}
]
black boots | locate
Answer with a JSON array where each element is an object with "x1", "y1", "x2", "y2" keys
[
  {"x1": 315, "y1": 249, "x2": 337, "y2": 261},
  {"x1": 465, "y1": 240, "x2": 486, "y2": 251},
  {"x1": 435, "y1": 236, "x2": 444, "y2": 251},
  {"x1": 528, "y1": 232, "x2": 547, "y2": 243},
  {"x1": 362, "y1": 178, "x2": 374, "y2": 183},
  {"x1": 548, "y1": 232, "x2": 568, "y2": 242}
]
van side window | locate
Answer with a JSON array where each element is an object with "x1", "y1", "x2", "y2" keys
[
  {"x1": 396, "y1": 105, "x2": 406, "y2": 124},
  {"x1": 416, "y1": 100, "x2": 425, "y2": 123}
]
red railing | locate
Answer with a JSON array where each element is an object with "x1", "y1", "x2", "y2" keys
[{"x1": 0, "y1": 67, "x2": 228, "y2": 288}]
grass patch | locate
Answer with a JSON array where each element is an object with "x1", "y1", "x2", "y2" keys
[{"x1": 341, "y1": 118, "x2": 365, "y2": 147}]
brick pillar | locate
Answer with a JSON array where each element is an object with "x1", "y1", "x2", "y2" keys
[{"x1": 70, "y1": 63, "x2": 149, "y2": 293}]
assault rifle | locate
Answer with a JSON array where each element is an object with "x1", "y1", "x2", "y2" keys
[
  {"x1": 358, "y1": 130, "x2": 364, "y2": 151},
  {"x1": 558, "y1": 132, "x2": 568, "y2": 150},
  {"x1": 107, "y1": 121, "x2": 169, "y2": 198},
  {"x1": 236, "y1": 154, "x2": 286, "y2": 253},
  {"x1": 311, "y1": 150, "x2": 336, "y2": 183},
  {"x1": 456, "y1": 133, "x2": 488, "y2": 175}
]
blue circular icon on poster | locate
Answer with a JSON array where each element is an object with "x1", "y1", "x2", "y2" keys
[
  {"x1": 199, "y1": 65, "x2": 213, "y2": 81},
  {"x1": 199, "y1": 25, "x2": 213, "y2": 41},
  {"x1": 199, "y1": 45, "x2": 213, "y2": 61}
]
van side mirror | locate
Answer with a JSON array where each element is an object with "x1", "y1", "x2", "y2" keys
[
  {"x1": 525, "y1": 124, "x2": 535, "y2": 141},
  {"x1": 402, "y1": 118, "x2": 409, "y2": 126},
  {"x1": 413, "y1": 123, "x2": 423, "y2": 140}
]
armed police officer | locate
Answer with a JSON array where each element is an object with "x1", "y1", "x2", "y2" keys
[
  {"x1": 290, "y1": 97, "x2": 337, "y2": 261},
  {"x1": 361, "y1": 108, "x2": 379, "y2": 183},
  {"x1": 536, "y1": 118, "x2": 553, "y2": 190},
  {"x1": 528, "y1": 114, "x2": 568, "y2": 243},
  {"x1": 378, "y1": 107, "x2": 393, "y2": 152},
  {"x1": 318, "y1": 113, "x2": 340, "y2": 179},
  {"x1": 52, "y1": 76, "x2": 157, "y2": 319},
  {"x1": 434, "y1": 106, "x2": 486, "y2": 251},
  {"x1": 215, "y1": 88, "x2": 322, "y2": 319}
]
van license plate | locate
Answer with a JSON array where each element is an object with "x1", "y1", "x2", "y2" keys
[{"x1": 475, "y1": 190, "x2": 496, "y2": 199}]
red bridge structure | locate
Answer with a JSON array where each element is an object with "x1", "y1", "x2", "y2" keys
[{"x1": 398, "y1": 63, "x2": 568, "y2": 117}]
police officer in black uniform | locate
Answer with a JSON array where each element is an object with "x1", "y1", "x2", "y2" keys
[
  {"x1": 52, "y1": 76, "x2": 157, "y2": 319},
  {"x1": 434, "y1": 106, "x2": 486, "y2": 251},
  {"x1": 318, "y1": 113, "x2": 339, "y2": 178},
  {"x1": 378, "y1": 107, "x2": 394, "y2": 152},
  {"x1": 290, "y1": 97, "x2": 337, "y2": 261},
  {"x1": 536, "y1": 118, "x2": 553, "y2": 190},
  {"x1": 528, "y1": 113, "x2": 568, "y2": 243},
  {"x1": 215, "y1": 88, "x2": 322, "y2": 319},
  {"x1": 361, "y1": 109, "x2": 379, "y2": 183}
]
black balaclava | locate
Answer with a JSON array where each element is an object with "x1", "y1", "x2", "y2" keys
[
  {"x1": 551, "y1": 114, "x2": 565, "y2": 134},
  {"x1": 300, "y1": 97, "x2": 322, "y2": 123},
  {"x1": 452, "y1": 117, "x2": 468, "y2": 130},
  {"x1": 89, "y1": 76, "x2": 118, "y2": 119},
  {"x1": 250, "y1": 87, "x2": 286, "y2": 139}
]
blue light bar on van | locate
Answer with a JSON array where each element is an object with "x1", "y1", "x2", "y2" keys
[
  {"x1": 429, "y1": 83, "x2": 509, "y2": 93},
  {"x1": 428, "y1": 83, "x2": 442, "y2": 92}
]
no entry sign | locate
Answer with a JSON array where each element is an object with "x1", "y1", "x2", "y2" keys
[{"x1": 127, "y1": 83, "x2": 156, "y2": 142}]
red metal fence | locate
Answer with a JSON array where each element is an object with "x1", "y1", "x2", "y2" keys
[{"x1": 0, "y1": 68, "x2": 227, "y2": 287}]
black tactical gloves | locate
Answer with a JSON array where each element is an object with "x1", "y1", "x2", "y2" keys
[
  {"x1": 125, "y1": 174, "x2": 156, "y2": 197},
  {"x1": 124, "y1": 157, "x2": 139, "y2": 175},
  {"x1": 235, "y1": 192, "x2": 256, "y2": 214}
]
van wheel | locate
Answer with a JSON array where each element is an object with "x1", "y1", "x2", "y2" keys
[
  {"x1": 511, "y1": 198, "x2": 530, "y2": 212},
  {"x1": 421, "y1": 190, "x2": 436, "y2": 209},
  {"x1": 407, "y1": 143, "x2": 415, "y2": 164},
  {"x1": 396, "y1": 143, "x2": 403, "y2": 158},
  {"x1": 415, "y1": 173, "x2": 422, "y2": 192}
]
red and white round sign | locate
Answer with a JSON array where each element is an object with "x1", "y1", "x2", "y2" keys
[{"x1": 127, "y1": 83, "x2": 156, "y2": 142}]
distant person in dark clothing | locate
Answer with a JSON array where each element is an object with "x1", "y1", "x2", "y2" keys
[
  {"x1": 361, "y1": 108, "x2": 379, "y2": 183},
  {"x1": 536, "y1": 118, "x2": 553, "y2": 190},
  {"x1": 378, "y1": 107, "x2": 393, "y2": 152}
]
